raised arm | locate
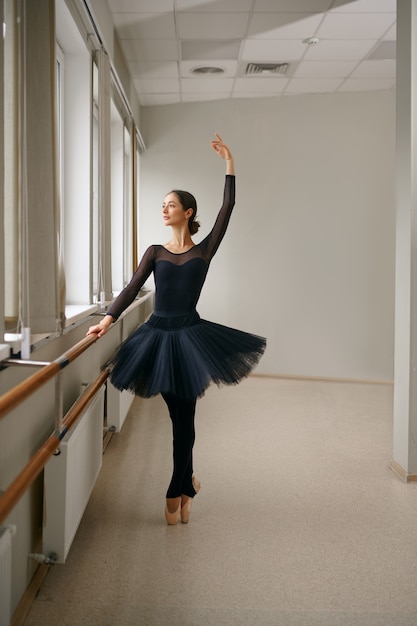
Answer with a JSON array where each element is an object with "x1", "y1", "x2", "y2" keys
[{"x1": 201, "y1": 134, "x2": 236, "y2": 261}]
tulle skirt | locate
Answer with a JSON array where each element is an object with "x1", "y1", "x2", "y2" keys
[{"x1": 109, "y1": 310, "x2": 266, "y2": 399}]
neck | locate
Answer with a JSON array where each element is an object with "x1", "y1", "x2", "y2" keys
[{"x1": 169, "y1": 226, "x2": 193, "y2": 248}]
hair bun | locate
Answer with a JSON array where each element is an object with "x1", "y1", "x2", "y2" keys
[{"x1": 189, "y1": 219, "x2": 200, "y2": 236}]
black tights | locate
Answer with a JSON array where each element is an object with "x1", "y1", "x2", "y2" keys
[{"x1": 162, "y1": 393, "x2": 198, "y2": 499}]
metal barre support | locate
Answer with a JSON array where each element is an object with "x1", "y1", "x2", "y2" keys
[
  {"x1": 0, "y1": 334, "x2": 98, "y2": 421},
  {"x1": 0, "y1": 367, "x2": 110, "y2": 525}
]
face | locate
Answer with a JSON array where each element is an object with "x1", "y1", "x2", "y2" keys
[{"x1": 162, "y1": 193, "x2": 192, "y2": 227}]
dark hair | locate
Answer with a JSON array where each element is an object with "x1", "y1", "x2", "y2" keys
[{"x1": 170, "y1": 189, "x2": 200, "y2": 235}]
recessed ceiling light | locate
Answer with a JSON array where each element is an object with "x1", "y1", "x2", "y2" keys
[{"x1": 191, "y1": 66, "x2": 225, "y2": 75}]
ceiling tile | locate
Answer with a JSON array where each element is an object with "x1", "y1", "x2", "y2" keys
[
  {"x1": 120, "y1": 39, "x2": 178, "y2": 61},
  {"x1": 368, "y1": 40, "x2": 396, "y2": 60},
  {"x1": 139, "y1": 93, "x2": 181, "y2": 106},
  {"x1": 182, "y1": 93, "x2": 231, "y2": 103},
  {"x1": 242, "y1": 39, "x2": 307, "y2": 62},
  {"x1": 234, "y1": 76, "x2": 288, "y2": 93},
  {"x1": 248, "y1": 13, "x2": 325, "y2": 39},
  {"x1": 108, "y1": 0, "x2": 398, "y2": 106},
  {"x1": 108, "y1": 0, "x2": 174, "y2": 11},
  {"x1": 304, "y1": 39, "x2": 377, "y2": 61},
  {"x1": 285, "y1": 77, "x2": 344, "y2": 93},
  {"x1": 177, "y1": 0, "x2": 253, "y2": 11},
  {"x1": 350, "y1": 59, "x2": 396, "y2": 78},
  {"x1": 317, "y1": 13, "x2": 396, "y2": 39},
  {"x1": 339, "y1": 78, "x2": 396, "y2": 91},
  {"x1": 181, "y1": 77, "x2": 234, "y2": 92},
  {"x1": 254, "y1": 0, "x2": 332, "y2": 11},
  {"x1": 133, "y1": 78, "x2": 180, "y2": 93},
  {"x1": 113, "y1": 13, "x2": 176, "y2": 39},
  {"x1": 294, "y1": 60, "x2": 358, "y2": 78},
  {"x1": 127, "y1": 61, "x2": 179, "y2": 79},
  {"x1": 383, "y1": 24, "x2": 396, "y2": 40},
  {"x1": 177, "y1": 12, "x2": 250, "y2": 39},
  {"x1": 331, "y1": 0, "x2": 396, "y2": 12},
  {"x1": 181, "y1": 39, "x2": 241, "y2": 60}
]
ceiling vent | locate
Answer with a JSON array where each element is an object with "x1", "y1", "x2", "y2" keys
[{"x1": 245, "y1": 62, "x2": 289, "y2": 76}]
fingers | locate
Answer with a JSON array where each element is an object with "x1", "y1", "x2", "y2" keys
[
  {"x1": 211, "y1": 132, "x2": 227, "y2": 155},
  {"x1": 86, "y1": 325, "x2": 103, "y2": 337},
  {"x1": 212, "y1": 132, "x2": 224, "y2": 148}
]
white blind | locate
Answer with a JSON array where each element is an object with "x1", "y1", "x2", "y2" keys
[
  {"x1": 22, "y1": 0, "x2": 61, "y2": 332},
  {"x1": 4, "y1": 0, "x2": 18, "y2": 322}
]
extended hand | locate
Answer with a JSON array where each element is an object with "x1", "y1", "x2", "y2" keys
[{"x1": 211, "y1": 132, "x2": 233, "y2": 161}]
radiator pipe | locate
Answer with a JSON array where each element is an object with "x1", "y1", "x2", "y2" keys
[{"x1": 29, "y1": 552, "x2": 58, "y2": 565}]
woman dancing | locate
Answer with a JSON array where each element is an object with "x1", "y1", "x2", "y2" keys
[{"x1": 87, "y1": 133, "x2": 266, "y2": 525}]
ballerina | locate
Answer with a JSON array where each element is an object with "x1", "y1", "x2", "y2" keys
[{"x1": 87, "y1": 133, "x2": 266, "y2": 524}]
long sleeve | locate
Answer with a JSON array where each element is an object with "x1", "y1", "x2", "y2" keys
[
  {"x1": 107, "y1": 245, "x2": 155, "y2": 320},
  {"x1": 200, "y1": 175, "x2": 235, "y2": 262}
]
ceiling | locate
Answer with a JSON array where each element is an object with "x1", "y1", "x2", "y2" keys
[{"x1": 106, "y1": 0, "x2": 396, "y2": 107}]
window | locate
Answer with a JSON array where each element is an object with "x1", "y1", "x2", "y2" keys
[
  {"x1": 56, "y1": 0, "x2": 93, "y2": 312},
  {"x1": 56, "y1": 44, "x2": 64, "y2": 251},
  {"x1": 110, "y1": 97, "x2": 134, "y2": 294},
  {"x1": 55, "y1": 0, "x2": 140, "y2": 320}
]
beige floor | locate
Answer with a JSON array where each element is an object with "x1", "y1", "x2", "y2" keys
[{"x1": 23, "y1": 377, "x2": 417, "y2": 626}]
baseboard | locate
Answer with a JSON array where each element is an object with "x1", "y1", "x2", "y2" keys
[
  {"x1": 390, "y1": 460, "x2": 417, "y2": 483},
  {"x1": 251, "y1": 373, "x2": 394, "y2": 386},
  {"x1": 12, "y1": 563, "x2": 49, "y2": 626}
]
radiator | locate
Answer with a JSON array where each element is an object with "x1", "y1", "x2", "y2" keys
[
  {"x1": 106, "y1": 383, "x2": 134, "y2": 432},
  {"x1": 0, "y1": 525, "x2": 16, "y2": 626},
  {"x1": 43, "y1": 387, "x2": 105, "y2": 564}
]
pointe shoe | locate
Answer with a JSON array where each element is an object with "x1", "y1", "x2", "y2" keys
[
  {"x1": 192, "y1": 476, "x2": 201, "y2": 494},
  {"x1": 180, "y1": 497, "x2": 193, "y2": 524},
  {"x1": 165, "y1": 503, "x2": 180, "y2": 525}
]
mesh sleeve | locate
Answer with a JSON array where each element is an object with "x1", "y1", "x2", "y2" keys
[
  {"x1": 106, "y1": 246, "x2": 155, "y2": 320},
  {"x1": 200, "y1": 175, "x2": 235, "y2": 261}
]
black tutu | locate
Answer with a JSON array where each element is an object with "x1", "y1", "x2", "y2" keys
[{"x1": 109, "y1": 310, "x2": 266, "y2": 399}]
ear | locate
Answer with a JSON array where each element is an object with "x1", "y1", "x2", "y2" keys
[{"x1": 185, "y1": 208, "x2": 193, "y2": 220}]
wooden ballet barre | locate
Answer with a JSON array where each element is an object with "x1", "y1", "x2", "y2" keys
[
  {"x1": 0, "y1": 367, "x2": 109, "y2": 525},
  {"x1": 0, "y1": 334, "x2": 98, "y2": 421}
]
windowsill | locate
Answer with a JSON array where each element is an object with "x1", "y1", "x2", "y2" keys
[
  {"x1": 3, "y1": 291, "x2": 154, "y2": 357},
  {"x1": 65, "y1": 304, "x2": 99, "y2": 327}
]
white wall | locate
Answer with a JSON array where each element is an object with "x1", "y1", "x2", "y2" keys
[{"x1": 139, "y1": 91, "x2": 396, "y2": 382}]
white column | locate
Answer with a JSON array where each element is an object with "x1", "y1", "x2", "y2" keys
[{"x1": 393, "y1": 0, "x2": 417, "y2": 479}]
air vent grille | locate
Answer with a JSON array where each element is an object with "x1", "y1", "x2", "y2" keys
[{"x1": 246, "y1": 62, "x2": 289, "y2": 76}]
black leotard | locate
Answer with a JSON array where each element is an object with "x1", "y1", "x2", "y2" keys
[
  {"x1": 107, "y1": 175, "x2": 235, "y2": 320},
  {"x1": 108, "y1": 174, "x2": 265, "y2": 399}
]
